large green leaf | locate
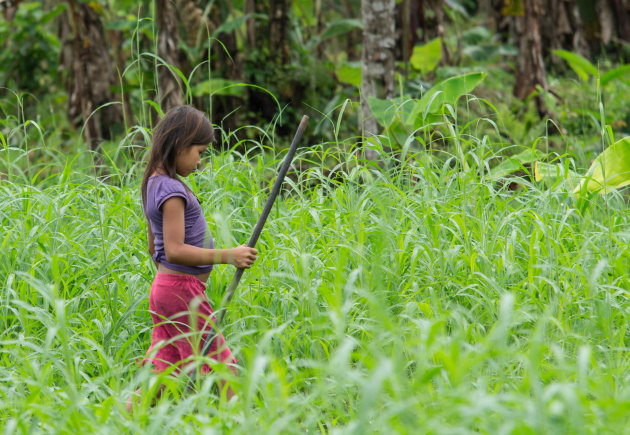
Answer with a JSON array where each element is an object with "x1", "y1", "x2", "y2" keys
[
  {"x1": 367, "y1": 97, "x2": 395, "y2": 128},
  {"x1": 534, "y1": 161, "x2": 579, "y2": 190},
  {"x1": 462, "y1": 45, "x2": 501, "y2": 62},
  {"x1": 575, "y1": 136, "x2": 630, "y2": 194},
  {"x1": 552, "y1": 49, "x2": 598, "y2": 82},
  {"x1": 461, "y1": 26, "x2": 492, "y2": 45},
  {"x1": 368, "y1": 72, "x2": 486, "y2": 142},
  {"x1": 410, "y1": 38, "x2": 442, "y2": 75},
  {"x1": 319, "y1": 19, "x2": 363, "y2": 41},
  {"x1": 336, "y1": 64, "x2": 362, "y2": 88},
  {"x1": 367, "y1": 72, "x2": 486, "y2": 145},
  {"x1": 487, "y1": 149, "x2": 546, "y2": 181},
  {"x1": 367, "y1": 97, "x2": 419, "y2": 146},
  {"x1": 418, "y1": 71, "x2": 487, "y2": 115},
  {"x1": 600, "y1": 65, "x2": 630, "y2": 87},
  {"x1": 213, "y1": 13, "x2": 266, "y2": 38},
  {"x1": 192, "y1": 78, "x2": 245, "y2": 97},
  {"x1": 367, "y1": 97, "x2": 400, "y2": 129}
]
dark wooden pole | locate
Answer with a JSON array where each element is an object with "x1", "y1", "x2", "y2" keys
[{"x1": 187, "y1": 115, "x2": 309, "y2": 389}]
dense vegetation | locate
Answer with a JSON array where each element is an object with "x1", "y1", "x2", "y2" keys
[{"x1": 2, "y1": 0, "x2": 630, "y2": 433}]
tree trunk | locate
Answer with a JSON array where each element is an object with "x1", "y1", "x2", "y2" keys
[
  {"x1": 1, "y1": 0, "x2": 21, "y2": 21},
  {"x1": 540, "y1": 0, "x2": 589, "y2": 61},
  {"x1": 269, "y1": 0, "x2": 291, "y2": 65},
  {"x1": 610, "y1": 0, "x2": 630, "y2": 41},
  {"x1": 106, "y1": 13, "x2": 134, "y2": 129},
  {"x1": 174, "y1": 0, "x2": 246, "y2": 138},
  {"x1": 245, "y1": 0, "x2": 257, "y2": 51},
  {"x1": 176, "y1": 0, "x2": 214, "y2": 46},
  {"x1": 595, "y1": 0, "x2": 630, "y2": 44},
  {"x1": 596, "y1": 0, "x2": 616, "y2": 44},
  {"x1": 401, "y1": 0, "x2": 411, "y2": 76},
  {"x1": 564, "y1": 0, "x2": 589, "y2": 55},
  {"x1": 59, "y1": 0, "x2": 122, "y2": 151},
  {"x1": 361, "y1": 0, "x2": 396, "y2": 160},
  {"x1": 156, "y1": 0, "x2": 184, "y2": 112},
  {"x1": 513, "y1": 0, "x2": 548, "y2": 117}
]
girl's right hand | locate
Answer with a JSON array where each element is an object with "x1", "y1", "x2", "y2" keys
[{"x1": 229, "y1": 245, "x2": 258, "y2": 269}]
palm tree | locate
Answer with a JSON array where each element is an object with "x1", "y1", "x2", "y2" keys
[
  {"x1": 360, "y1": 0, "x2": 395, "y2": 160},
  {"x1": 156, "y1": 0, "x2": 184, "y2": 111},
  {"x1": 58, "y1": 0, "x2": 123, "y2": 150}
]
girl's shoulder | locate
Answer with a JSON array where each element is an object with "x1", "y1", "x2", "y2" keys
[
  {"x1": 147, "y1": 174, "x2": 191, "y2": 208},
  {"x1": 148, "y1": 173, "x2": 187, "y2": 191}
]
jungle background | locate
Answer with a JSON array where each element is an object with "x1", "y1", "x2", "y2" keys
[
  {"x1": 2, "y1": 0, "x2": 630, "y2": 160},
  {"x1": 3, "y1": 1, "x2": 630, "y2": 433}
]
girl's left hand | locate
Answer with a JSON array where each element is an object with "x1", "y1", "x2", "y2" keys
[{"x1": 229, "y1": 244, "x2": 258, "y2": 269}]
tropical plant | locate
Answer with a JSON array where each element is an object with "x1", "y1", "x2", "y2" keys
[{"x1": 535, "y1": 136, "x2": 630, "y2": 195}]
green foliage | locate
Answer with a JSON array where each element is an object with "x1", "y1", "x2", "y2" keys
[
  {"x1": 574, "y1": 136, "x2": 630, "y2": 194},
  {"x1": 487, "y1": 148, "x2": 546, "y2": 181},
  {"x1": 336, "y1": 63, "x2": 362, "y2": 88},
  {"x1": 460, "y1": 26, "x2": 518, "y2": 62},
  {"x1": 0, "y1": 2, "x2": 64, "y2": 94},
  {"x1": 553, "y1": 49, "x2": 630, "y2": 87},
  {"x1": 214, "y1": 13, "x2": 266, "y2": 39},
  {"x1": 410, "y1": 37, "x2": 442, "y2": 75},
  {"x1": 4, "y1": 4, "x2": 630, "y2": 430},
  {"x1": 534, "y1": 160, "x2": 579, "y2": 190},
  {"x1": 318, "y1": 18, "x2": 363, "y2": 42},
  {"x1": 419, "y1": 71, "x2": 486, "y2": 113},
  {"x1": 2, "y1": 131, "x2": 630, "y2": 432},
  {"x1": 192, "y1": 78, "x2": 246, "y2": 98},
  {"x1": 553, "y1": 50, "x2": 599, "y2": 83},
  {"x1": 368, "y1": 72, "x2": 487, "y2": 146},
  {"x1": 600, "y1": 65, "x2": 630, "y2": 87},
  {"x1": 533, "y1": 137, "x2": 630, "y2": 195}
]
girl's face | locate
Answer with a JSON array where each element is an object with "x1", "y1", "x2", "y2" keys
[{"x1": 176, "y1": 144, "x2": 208, "y2": 177}]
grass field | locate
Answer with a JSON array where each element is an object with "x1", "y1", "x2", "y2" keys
[{"x1": 1, "y1": 123, "x2": 630, "y2": 434}]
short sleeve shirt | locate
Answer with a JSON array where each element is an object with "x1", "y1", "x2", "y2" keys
[{"x1": 144, "y1": 174, "x2": 213, "y2": 274}]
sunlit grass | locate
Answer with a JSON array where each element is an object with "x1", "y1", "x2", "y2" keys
[{"x1": 2, "y1": 123, "x2": 630, "y2": 433}]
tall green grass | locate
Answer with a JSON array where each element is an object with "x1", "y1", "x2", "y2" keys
[{"x1": 1, "y1": 116, "x2": 630, "y2": 433}]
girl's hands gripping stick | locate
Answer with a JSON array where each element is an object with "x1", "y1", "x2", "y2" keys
[{"x1": 228, "y1": 244, "x2": 258, "y2": 269}]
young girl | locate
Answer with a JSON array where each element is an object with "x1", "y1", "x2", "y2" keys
[{"x1": 130, "y1": 105, "x2": 258, "y2": 409}]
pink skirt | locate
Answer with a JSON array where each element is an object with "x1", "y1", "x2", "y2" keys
[{"x1": 143, "y1": 273, "x2": 236, "y2": 374}]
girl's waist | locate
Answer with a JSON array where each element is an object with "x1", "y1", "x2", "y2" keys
[{"x1": 156, "y1": 263, "x2": 210, "y2": 284}]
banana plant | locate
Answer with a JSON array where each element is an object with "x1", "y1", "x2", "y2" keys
[
  {"x1": 486, "y1": 149, "x2": 547, "y2": 181},
  {"x1": 573, "y1": 136, "x2": 630, "y2": 194},
  {"x1": 534, "y1": 136, "x2": 630, "y2": 195},
  {"x1": 553, "y1": 50, "x2": 630, "y2": 87},
  {"x1": 367, "y1": 71, "x2": 487, "y2": 146}
]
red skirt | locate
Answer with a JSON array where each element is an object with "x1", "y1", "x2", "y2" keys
[{"x1": 144, "y1": 272, "x2": 236, "y2": 374}]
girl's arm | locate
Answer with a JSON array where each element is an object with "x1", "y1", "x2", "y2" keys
[{"x1": 162, "y1": 196, "x2": 258, "y2": 269}]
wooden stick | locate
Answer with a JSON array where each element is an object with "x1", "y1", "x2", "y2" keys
[{"x1": 188, "y1": 115, "x2": 309, "y2": 389}]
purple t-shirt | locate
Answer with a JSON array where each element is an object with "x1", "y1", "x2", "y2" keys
[{"x1": 145, "y1": 174, "x2": 213, "y2": 274}]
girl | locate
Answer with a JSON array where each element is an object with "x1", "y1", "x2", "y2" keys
[{"x1": 130, "y1": 105, "x2": 258, "y2": 409}]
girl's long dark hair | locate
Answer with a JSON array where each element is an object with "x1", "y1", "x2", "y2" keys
[{"x1": 141, "y1": 105, "x2": 215, "y2": 208}]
